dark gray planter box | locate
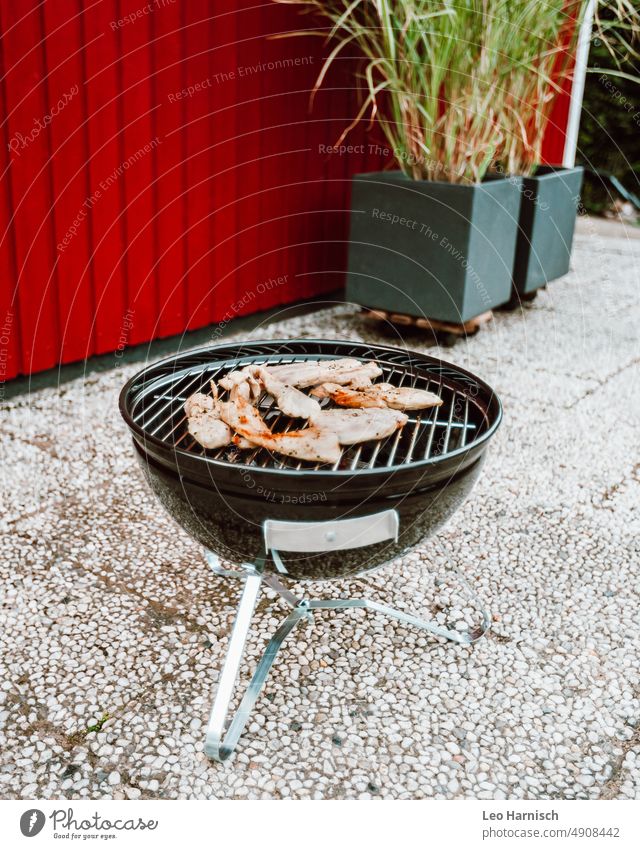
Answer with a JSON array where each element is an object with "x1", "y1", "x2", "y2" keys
[
  {"x1": 512, "y1": 165, "x2": 584, "y2": 295},
  {"x1": 345, "y1": 171, "x2": 522, "y2": 323}
]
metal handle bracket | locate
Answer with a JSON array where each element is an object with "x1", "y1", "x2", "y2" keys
[{"x1": 263, "y1": 509, "x2": 399, "y2": 554}]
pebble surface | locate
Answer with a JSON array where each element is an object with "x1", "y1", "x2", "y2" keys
[{"x1": 1, "y1": 233, "x2": 639, "y2": 800}]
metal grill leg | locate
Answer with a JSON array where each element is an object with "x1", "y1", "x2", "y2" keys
[
  {"x1": 309, "y1": 567, "x2": 491, "y2": 645},
  {"x1": 203, "y1": 569, "x2": 311, "y2": 762},
  {"x1": 308, "y1": 596, "x2": 489, "y2": 645}
]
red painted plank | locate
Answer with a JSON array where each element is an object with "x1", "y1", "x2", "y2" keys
[
  {"x1": 2, "y1": 0, "x2": 60, "y2": 374},
  {"x1": 152, "y1": 0, "x2": 188, "y2": 338},
  {"x1": 317, "y1": 58, "x2": 360, "y2": 296},
  {"x1": 312, "y1": 84, "x2": 343, "y2": 293},
  {"x1": 249, "y1": 7, "x2": 287, "y2": 311},
  {"x1": 0, "y1": 17, "x2": 21, "y2": 380},
  {"x1": 278, "y1": 38, "x2": 309, "y2": 307},
  {"x1": 83, "y1": 0, "x2": 129, "y2": 356},
  {"x1": 541, "y1": 78, "x2": 573, "y2": 166},
  {"x1": 210, "y1": 1, "x2": 238, "y2": 325},
  {"x1": 43, "y1": 0, "x2": 96, "y2": 365},
  {"x1": 254, "y1": 2, "x2": 299, "y2": 313},
  {"x1": 299, "y1": 34, "x2": 335, "y2": 305},
  {"x1": 118, "y1": 0, "x2": 159, "y2": 346},
  {"x1": 231, "y1": 2, "x2": 264, "y2": 319},
  {"x1": 183, "y1": 0, "x2": 214, "y2": 331},
  {"x1": 541, "y1": 12, "x2": 577, "y2": 166}
]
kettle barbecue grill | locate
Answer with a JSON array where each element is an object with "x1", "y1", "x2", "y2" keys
[{"x1": 119, "y1": 338, "x2": 502, "y2": 761}]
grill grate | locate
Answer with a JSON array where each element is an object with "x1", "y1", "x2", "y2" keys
[{"x1": 130, "y1": 352, "x2": 490, "y2": 473}]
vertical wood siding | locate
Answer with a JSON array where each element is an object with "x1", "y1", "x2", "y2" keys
[{"x1": 0, "y1": 0, "x2": 573, "y2": 381}]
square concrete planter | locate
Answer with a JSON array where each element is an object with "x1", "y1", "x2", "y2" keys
[
  {"x1": 512, "y1": 165, "x2": 584, "y2": 295},
  {"x1": 345, "y1": 171, "x2": 522, "y2": 324}
]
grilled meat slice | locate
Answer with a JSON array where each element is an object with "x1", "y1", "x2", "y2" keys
[
  {"x1": 266, "y1": 428, "x2": 342, "y2": 464},
  {"x1": 218, "y1": 394, "x2": 272, "y2": 439},
  {"x1": 272, "y1": 358, "x2": 382, "y2": 389},
  {"x1": 187, "y1": 416, "x2": 232, "y2": 450},
  {"x1": 184, "y1": 387, "x2": 233, "y2": 450},
  {"x1": 313, "y1": 408, "x2": 407, "y2": 444},
  {"x1": 256, "y1": 366, "x2": 321, "y2": 419},
  {"x1": 370, "y1": 383, "x2": 442, "y2": 410},
  {"x1": 231, "y1": 435, "x2": 256, "y2": 449},
  {"x1": 311, "y1": 381, "x2": 442, "y2": 411},
  {"x1": 218, "y1": 365, "x2": 321, "y2": 418},
  {"x1": 184, "y1": 392, "x2": 215, "y2": 417},
  {"x1": 311, "y1": 383, "x2": 386, "y2": 408},
  {"x1": 218, "y1": 394, "x2": 341, "y2": 464},
  {"x1": 343, "y1": 373, "x2": 375, "y2": 390},
  {"x1": 220, "y1": 358, "x2": 382, "y2": 392},
  {"x1": 229, "y1": 379, "x2": 253, "y2": 403},
  {"x1": 218, "y1": 368, "x2": 261, "y2": 399}
]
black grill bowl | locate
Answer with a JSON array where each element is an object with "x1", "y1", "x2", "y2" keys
[{"x1": 119, "y1": 339, "x2": 502, "y2": 581}]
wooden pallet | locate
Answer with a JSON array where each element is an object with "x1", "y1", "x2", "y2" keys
[{"x1": 361, "y1": 308, "x2": 493, "y2": 339}]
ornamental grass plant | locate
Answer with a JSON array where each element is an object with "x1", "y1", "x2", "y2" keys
[{"x1": 277, "y1": 0, "x2": 640, "y2": 181}]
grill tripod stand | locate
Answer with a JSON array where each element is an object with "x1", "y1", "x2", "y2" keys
[{"x1": 203, "y1": 551, "x2": 491, "y2": 762}]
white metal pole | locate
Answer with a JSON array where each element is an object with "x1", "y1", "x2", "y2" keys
[{"x1": 563, "y1": 0, "x2": 597, "y2": 167}]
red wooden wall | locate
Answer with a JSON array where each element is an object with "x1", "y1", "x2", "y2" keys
[
  {"x1": 541, "y1": 75, "x2": 573, "y2": 166},
  {"x1": 0, "y1": 0, "x2": 573, "y2": 382}
]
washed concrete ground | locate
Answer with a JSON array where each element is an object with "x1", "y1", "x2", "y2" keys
[{"x1": 1, "y1": 230, "x2": 639, "y2": 800}]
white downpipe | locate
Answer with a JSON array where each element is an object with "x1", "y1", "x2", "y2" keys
[{"x1": 563, "y1": 0, "x2": 597, "y2": 167}]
